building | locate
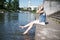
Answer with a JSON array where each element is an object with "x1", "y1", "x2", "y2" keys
[
  {"x1": 29, "y1": 6, "x2": 38, "y2": 10},
  {"x1": 44, "y1": 0, "x2": 60, "y2": 15}
]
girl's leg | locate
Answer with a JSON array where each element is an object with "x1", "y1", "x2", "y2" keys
[
  {"x1": 20, "y1": 20, "x2": 38, "y2": 29},
  {"x1": 23, "y1": 20, "x2": 39, "y2": 34},
  {"x1": 23, "y1": 19, "x2": 45, "y2": 34},
  {"x1": 20, "y1": 23, "x2": 31, "y2": 29},
  {"x1": 23, "y1": 22, "x2": 34, "y2": 34},
  {"x1": 19, "y1": 21, "x2": 34, "y2": 29}
]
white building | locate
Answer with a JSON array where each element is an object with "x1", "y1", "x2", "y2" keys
[{"x1": 28, "y1": 6, "x2": 38, "y2": 10}]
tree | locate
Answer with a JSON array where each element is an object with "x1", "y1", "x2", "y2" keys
[
  {"x1": 4, "y1": 0, "x2": 19, "y2": 11},
  {"x1": 12, "y1": 0, "x2": 19, "y2": 11},
  {"x1": 0, "y1": 0, "x2": 6, "y2": 9}
]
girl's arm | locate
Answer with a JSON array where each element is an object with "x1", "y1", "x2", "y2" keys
[
  {"x1": 36, "y1": 10, "x2": 44, "y2": 14},
  {"x1": 39, "y1": 10, "x2": 44, "y2": 14},
  {"x1": 36, "y1": 10, "x2": 40, "y2": 14}
]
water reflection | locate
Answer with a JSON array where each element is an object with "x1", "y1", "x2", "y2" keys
[
  {"x1": 24, "y1": 33, "x2": 31, "y2": 40},
  {"x1": 0, "y1": 12, "x2": 35, "y2": 40}
]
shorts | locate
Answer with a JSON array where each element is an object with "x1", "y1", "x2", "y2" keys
[{"x1": 33, "y1": 19, "x2": 45, "y2": 25}]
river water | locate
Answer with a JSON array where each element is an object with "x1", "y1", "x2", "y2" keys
[{"x1": 0, "y1": 11, "x2": 36, "y2": 40}]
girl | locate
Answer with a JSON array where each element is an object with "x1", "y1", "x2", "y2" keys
[{"x1": 20, "y1": 5, "x2": 46, "y2": 35}]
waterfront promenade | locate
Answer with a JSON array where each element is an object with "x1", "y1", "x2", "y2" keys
[{"x1": 35, "y1": 16, "x2": 60, "y2": 40}]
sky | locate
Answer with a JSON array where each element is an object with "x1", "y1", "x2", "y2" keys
[{"x1": 19, "y1": 0, "x2": 44, "y2": 7}]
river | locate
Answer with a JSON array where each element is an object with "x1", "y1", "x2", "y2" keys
[{"x1": 0, "y1": 11, "x2": 36, "y2": 40}]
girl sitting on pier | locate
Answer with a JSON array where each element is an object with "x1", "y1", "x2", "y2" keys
[{"x1": 20, "y1": 5, "x2": 46, "y2": 35}]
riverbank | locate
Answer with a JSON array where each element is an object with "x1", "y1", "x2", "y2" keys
[
  {"x1": 48, "y1": 11, "x2": 60, "y2": 24},
  {"x1": 20, "y1": 11, "x2": 36, "y2": 14},
  {"x1": 35, "y1": 17, "x2": 60, "y2": 40}
]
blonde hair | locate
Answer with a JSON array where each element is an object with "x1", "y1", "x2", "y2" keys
[{"x1": 38, "y1": 4, "x2": 44, "y2": 10}]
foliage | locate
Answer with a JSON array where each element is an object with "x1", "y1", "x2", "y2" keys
[
  {"x1": 0, "y1": 0, "x2": 19, "y2": 12},
  {"x1": 0, "y1": 0, "x2": 6, "y2": 9}
]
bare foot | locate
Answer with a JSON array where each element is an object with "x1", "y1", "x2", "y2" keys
[{"x1": 19, "y1": 26, "x2": 25, "y2": 29}]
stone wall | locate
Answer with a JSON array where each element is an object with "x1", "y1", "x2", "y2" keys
[{"x1": 44, "y1": 1, "x2": 60, "y2": 16}]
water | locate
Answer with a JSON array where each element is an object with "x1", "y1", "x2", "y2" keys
[{"x1": 0, "y1": 11, "x2": 36, "y2": 40}]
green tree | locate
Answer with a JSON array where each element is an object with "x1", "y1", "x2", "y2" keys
[
  {"x1": 12, "y1": 0, "x2": 19, "y2": 11},
  {"x1": 0, "y1": 0, "x2": 6, "y2": 9},
  {"x1": 4, "y1": 0, "x2": 19, "y2": 11}
]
